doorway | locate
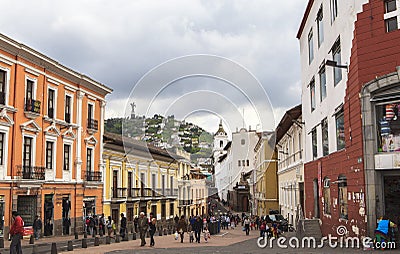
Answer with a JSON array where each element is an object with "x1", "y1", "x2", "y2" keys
[
  {"x1": 384, "y1": 175, "x2": 400, "y2": 223},
  {"x1": 17, "y1": 195, "x2": 36, "y2": 226},
  {"x1": 44, "y1": 194, "x2": 54, "y2": 236},
  {"x1": 313, "y1": 179, "x2": 320, "y2": 218}
]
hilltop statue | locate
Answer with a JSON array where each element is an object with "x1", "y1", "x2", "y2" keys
[{"x1": 130, "y1": 102, "x2": 136, "y2": 119}]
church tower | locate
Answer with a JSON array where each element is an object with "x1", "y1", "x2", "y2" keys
[{"x1": 213, "y1": 119, "x2": 228, "y2": 159}]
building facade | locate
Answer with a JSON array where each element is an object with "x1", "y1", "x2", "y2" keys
[
  {"x1": 103, "y1": 132, "x2": 179, "y2": 230},
  {"x1": 254, "y1": 131, "x2": 279, "y2": 216},
  {"x1": 298, "y1": 0, "x2": 369, "y2": 237},
  {"x1": 275, "y1": 105, "x2": 304, "y2": 227},
  {"x1": 0, "y1": 34, "x2": 112, "y2": 237}
]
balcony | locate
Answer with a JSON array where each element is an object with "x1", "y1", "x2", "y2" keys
[
  {"x1": 87, "y1": 119, "x2": 98, "y2": 134},
  {"x1": 179, "y1": 199, "x2": 193, "y2": 206},
  {"x1": 24, "y1": 99, "x2": 41, "y2": 119},
  {"x1": 85, "y1": 171, "x2": 102, "y2": 182},
  {"x1": 16, "y1": 165, "x2": 45, "y2": 180},
  {"x1": 112, "y1": 187, "x2": 127, "y2": 199}
]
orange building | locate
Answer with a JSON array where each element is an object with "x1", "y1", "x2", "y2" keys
[{"x1": 0, "y1": 34, "x2": 112, "y2": 237}]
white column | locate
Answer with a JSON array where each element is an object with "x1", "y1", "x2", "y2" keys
[{"x1": 76, "y1": 90, "x2": 85, "y2": 181}]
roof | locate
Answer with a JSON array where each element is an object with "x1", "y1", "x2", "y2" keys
[
  {"x1": 296, "y1": 0, "x2": 314, "y2": 39},
  {"x1": 275, "y1": 104, "x2": 302, "y2": 143},
  {"x1": 214, "y1": 119, "x2": 227, "y2": 136},
  {"x1": 103, "y1": 132, "x2": 183, "y2": 162}
]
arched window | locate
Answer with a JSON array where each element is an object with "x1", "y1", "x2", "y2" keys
[
  {"x1": 220, "y1": 140, "x2": 223, "y2": 147},
  {"x1": 338, "y1": 175, "x2": 348, "y2": 219}
]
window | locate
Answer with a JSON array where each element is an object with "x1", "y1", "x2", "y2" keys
[
  {"x1": 242, "y1": 160, "x2": 245, "y2": 167},
  {"x1": 86, "y1": 148, "x2": 92, "y2": 172},
  {"x1": 161, "y1": 203, "x2": 166, "y2": 218},
  {"x1": 23, "y1": 137, "x2": 33, "y2": 168},
  {"x1": 319, "y1": 65, "x2": 327, "y2": 101},
  {"x1": 170, "y1": 203, "x2": 174, "y2": 216},
  {"x1": 385, "y1": 0, "x2": 397, "y2": 13},
  {"x1": 88, "y1": 103, "x2": 93, "y2": 121},
  {"x1": 386, "y1": 17, "x2": 398, "y2": 32},
  {"x1": 0, "y1": 70, "x2": 6, "y2": 105},
  {"x1": 65, "y1": 95, "x2": 71, "y2": 123},
  {"x1": 48, "y1": 89, "x2": 55, "y2": 119},
  {"x1": 330, "y1": 0, "x2": 338, "y2": 23},
  {"x1": 162, "y1": 175, "x2": 165, "y2": 196},
  {"x1": 127, "y1": 208, "x2": 133, "y2": 221},
  {"x1": 238, "y1": 160, "x2": 241, "y2": 166},
  {"x1": 321, "y1": 118, "x2": 329, "y2": 156},
  {"x1": 338, "y1": 175, "x2": 348, "y2": 219},
  {"x1": 46, "y1": 141, "x2": 54, "y2": 169},
  {"x1": 312, "y1": 128, "x2": 317, "y2": 159},
  {"x1": 170, "y1": 175, "x2": 174, "y2": 196},
  {"x1": 336, "y1": 109, "x2": 345, "y2": 150},
  {"x1": 299, "y1": 133, "x2": 302, "y2": 159},
  {"x1": 220, "y1": 140, "x2": 223, "y2": 147},
  {"x1": 317, "y1": 6, "x2": 324, "y2": 47},
  {"x1": 26, "y1": 80, "x2": 34, "y2": 101},
  {"x1": 63, "y1": 144, "x2": 71, "y2": 171},
  {"x1": 376, "y1": 102, "x2": 400, "y2": 152},
  {"x1": 0, "y1": 133, "x2": 4, "y2": 165},
  {"x1": 308, "y1": 29, "x2": 314, "y2": 64},
  {"x1": 246, "y1": 160, "x2": 249, "y2": 166},
  {"x1": 332, "y1": 39, "x2": 342, "y2": 85},
  {"x1": 152, "y1": 174, "x2": 156, "y2": 190},
  {"x1": 323, "y1": 177, "x2": 331, "y2": 214},
  {"x1": 310, "y1": 79, "x2": 316, "y2": 112},
  {"x1": 241, "y1": 139, "x2": 245, "y2": 145}
]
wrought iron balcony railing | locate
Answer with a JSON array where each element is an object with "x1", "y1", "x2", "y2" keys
[
  {"x1": 87, "y1": 119, "x2": 98, "y2": 130},
  {"x1": 85, "y1": 171, "x2": 102, "y2": 182},
  {"x1": 112, "y1": 187, "x2": 127, "y2": 198},
  {"x1": 16, "y1": 165, "x2": 45, "y2": 180},
  {"x1": 25, "y1": 99, "x2": 41, "y2": 114}
]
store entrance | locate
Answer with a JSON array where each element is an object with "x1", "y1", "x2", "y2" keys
[{"x1": 384, "y1": 175, "x2": 400, "y2": 223}]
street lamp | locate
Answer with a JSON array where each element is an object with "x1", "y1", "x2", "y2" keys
[{"x1": 325, "y1": 60, "x2": 348, "y2": 70}]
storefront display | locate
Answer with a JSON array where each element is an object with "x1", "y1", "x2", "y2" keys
[{"x1": 377, "y1": 102, "x2": 400, "y2": 152}]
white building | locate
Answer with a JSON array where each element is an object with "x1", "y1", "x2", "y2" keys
[
  {"x1": 276, "y1": 104, "x2": 304, "y2": 226},
  {"x1": 298, "y1": 0, "x2": 368, "y2": 164}
]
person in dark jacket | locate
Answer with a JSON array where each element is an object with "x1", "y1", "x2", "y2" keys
[
  {"x1": 149, "y1": 218, "x2": 156, "y2": 247},
  {"x1": 138, "y1": 212, "x2": 148, "y2": 246},
  {"x1": 120, "y1": 213, "x2": 127, "y2": 238},
  {"x1": 177, "y1": 215, "x2": 188, "y2": 243},
  {"x1": 10, "y1": 211, "x2": 24, "y2": 254},
  {"x1": 193, "y1": 216, "x2": 202, "y2": 243},
  {"x1": 33, "y1": 215, "x2": 42, "y2": 240}
]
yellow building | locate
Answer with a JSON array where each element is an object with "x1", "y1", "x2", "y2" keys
[
  {"x1": 103, "y1": 132, "x2": 179, "y2": 230},
  {"x1": 254, "y1": 131, "x2": 279, "y2": 216}
]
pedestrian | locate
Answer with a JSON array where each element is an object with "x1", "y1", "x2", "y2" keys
[
  {"x1": 134, "y1": 216, "x2": 138, "y2": 233},
  {"x1": 193, "y1": 216, "x2": 202, "y2": 243},
  {"x1": 188, "y1": 224, "x2": 194, "y2": 243},
  {"x1": 106, "y1": 216, "x2": 113, "y2": 237},
  {"x1": 176, "y1": 215, "x2": 187, "y2": 243},
  {"x1": 120, "y1": 213, "x2": 127, "y2": 239},
  {"x1": 174, "y1": 214, "x2": 179, "y2": 229},
  {"x1": 10, "y1": 211, "x2": 24, "y2": 254},
  {"x1": 149, "y1": 218, "x2": 156, "y2": 247},
  {"x1": 33, "y1": 215, "x2": 42, "y2": 240},
  {"x1": 204, "y1": 227, "x2": 210, "y2": 242},
  {"x1": 99, "y1": 213, "x2": 106, "y2": 236},
  {"x1": 88, "y1": 216, "x2": 94, "y2": 236},
  {"x1": 244, "y1": 216, "x2": 250, "y2": 236},
  {"x1": 138, "y1": 212, "x2": 148, "y2": 246}
]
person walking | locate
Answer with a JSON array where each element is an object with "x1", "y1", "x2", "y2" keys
[
  {"x1": 176, "y1": 215, "x2": 187, "y2": 243},
  {"x1": 99, "y1": 213, "x2": 106, "y2": 236},
  {"x1": 120, "y1": 213, "x2": 127, "y2": 239},
  {"x1": 244, "y1": 216, "x2": 250, "y2": 236},
  {"x1": 193, "y1": 216, "x2": 202, "y2": 243},
  {"x1": 33, "y1": 215, "x2": 42, "y2": 240},
  {"x1": 106, "y1": 216, "x2": 113, "y2": 237},
  {"x1": 138, "y1": 212, "x2": 148, "y2": 246},
  {"x1": 149, "y1": 218, "x2": 156, "y2": 247},
  {"x1": 10, "y1": 211, "x2": 24, "y2": 254}
]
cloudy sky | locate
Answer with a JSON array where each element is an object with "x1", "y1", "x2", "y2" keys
[{"x1": 0, "y1": 0, "x2": 306, "y2": 133}]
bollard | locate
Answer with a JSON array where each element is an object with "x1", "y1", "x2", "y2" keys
[
  {"x1": 94, "y1": 237, "x2": 100, "y2": 246},
  {"x1": 29, "y1": 235, "x2": 34, "y2": 244},
  {"x1": 132, "y1": 232, "x2": 136, "y2": 240},
  {"x1": 74, "y1": 232, "x2": 78, "y2": 239},
  {"x1": 84, "y1": 232, "x2": 87, "y2": 238},
  {"x1": 82, "y1": 238, "x2": 87, "y2": 248},
  {"x1": 106, "y1": 236, "x2": 111, "y2": 244},
  {"x1": 67, "y1": 240, "x2": 73, "y2": 251},
  {"x1": 51, "y1": 242, "x2": 57, "y2": 254},
  {"x1": 159, "y1": 230, "x2": 162, "y2": 236},
  {"x1": 115, "y1": 234, "x2": 120, "y2": 243}
]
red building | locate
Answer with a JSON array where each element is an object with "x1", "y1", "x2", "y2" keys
[{"x1": 300, "y1": 0, "x2": 400, "y2": 237}]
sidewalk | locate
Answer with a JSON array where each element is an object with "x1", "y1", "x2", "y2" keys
[
  {"x1": 60, "y1": 227, "x2": 259, "y2": 254},
  {"x1": 3, "y1": 234, "x2": 77, "y2": 249}
]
